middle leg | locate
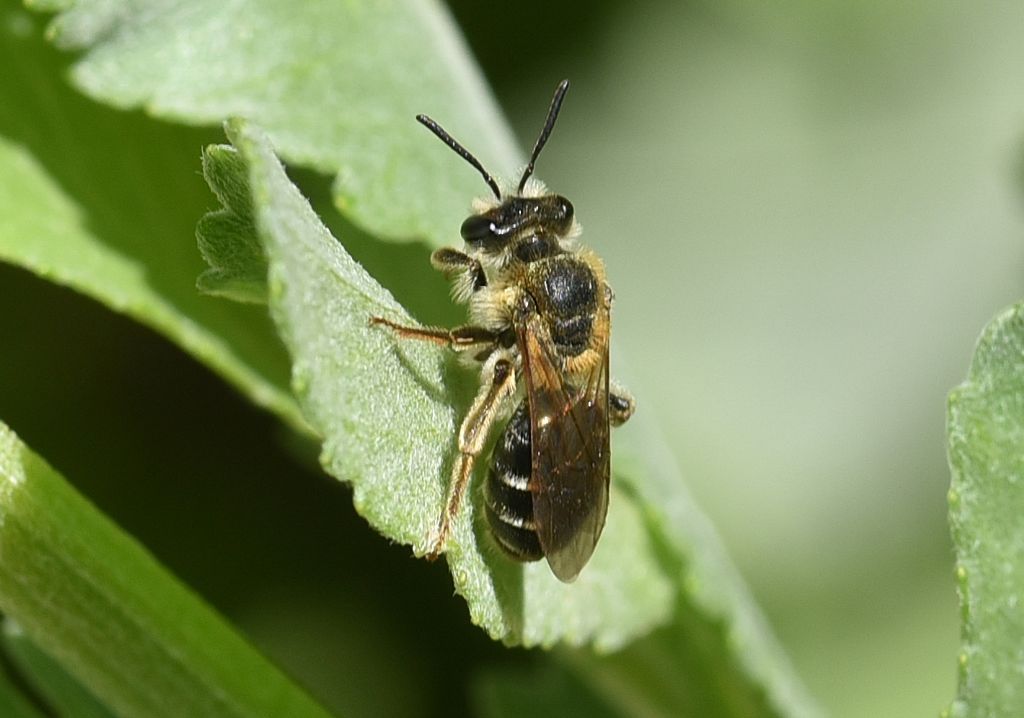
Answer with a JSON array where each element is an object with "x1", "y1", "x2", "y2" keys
[{"x1": 425, "y1": 354, "x2": 517, "y2": 559}]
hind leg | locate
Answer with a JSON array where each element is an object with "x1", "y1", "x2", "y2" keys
[{"x1": 610, "y1": 382, "x2": 635, "y2": 427}]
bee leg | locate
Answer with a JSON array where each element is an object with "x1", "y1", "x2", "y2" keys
[
  {"x1": 426, "y1": 356, "x2": 516, "y2": 559},
  {"x1": 431, "y1": 248, "x2": 487, "y2": 287},
  {"x1": 370, "y1": 316, "x2": 498, "y2": 353},
  {"x1": 431, "y1": 247, "x2": 487, "y2": 302},
  {"x1": 609, "y1": 382, "x2": 635, "y2": 427}
]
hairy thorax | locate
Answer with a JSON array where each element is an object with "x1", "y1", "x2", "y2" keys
[{"x1": 470, "y1": 241, "x2": 609, "y2": 377}]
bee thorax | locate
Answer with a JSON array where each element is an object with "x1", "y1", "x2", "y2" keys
[{"x1": 530, "y1": 256, "x2": 599, "y2": 357}]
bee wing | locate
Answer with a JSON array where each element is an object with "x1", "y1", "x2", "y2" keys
[{"x1": 517, "y1": 312, "x2": 611, "y2": 583}]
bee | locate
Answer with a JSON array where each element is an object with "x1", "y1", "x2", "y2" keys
[{"x1": 372, "y1": 80, "x2": 634, "y2": 582}]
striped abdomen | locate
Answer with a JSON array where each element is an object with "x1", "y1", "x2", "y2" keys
[{"x1": 484, "y1": 400, "x2": 542, "y2": 561}]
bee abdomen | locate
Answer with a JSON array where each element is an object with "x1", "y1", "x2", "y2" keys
[{"x1": 485, "y1": 401, "x2": 543, "y2": 562}]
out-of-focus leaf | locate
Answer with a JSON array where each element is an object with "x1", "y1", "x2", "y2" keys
[
  {"x1": 38, "y1": 0, "x2": 521, "y2": 246},
  {"x1": 2, "y1": 621, "x2": 114, "y2": 718},
  {"x1": 0, "y1": 419, "x2": 336, "y2": 718},
  {"x1": 0, "y1": 5, "x2": 304, "y2": 432},
  {"x1": 473, "y1": 661, "x2": 618, "y2": 718},
  {"x1": 0, "y1": 663, "x2": 44, "y2": 718},
  {"x1": 946, "y1": 302, "x2": 1024, "y2": 718}
]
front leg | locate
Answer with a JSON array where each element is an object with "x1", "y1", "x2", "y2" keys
[
  {"x1": 370, "y1": 316, "x2": 498, "y2": 355},
  {"x1": 431, "y1": 247, "x2": 487, "y2": 302}
]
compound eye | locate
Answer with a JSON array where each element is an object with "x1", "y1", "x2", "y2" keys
[
  {"x1": 556, "y1": 196, "x2": 574, "y2": 223},
  {"x1": 460, "y1": 214, "x2": 496, "y2": 244}
]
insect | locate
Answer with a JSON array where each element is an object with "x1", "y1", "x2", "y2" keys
[{"x1": 372, "y1": 79, "x2": 634, "y2": 582}]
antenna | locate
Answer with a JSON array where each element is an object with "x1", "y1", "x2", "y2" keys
[
  {"x1": 416, "y1": 114, "x2": 502, "y2": 200},
  {"x1": 517, "y1": 79, "x2": 570, "y2": 194}
]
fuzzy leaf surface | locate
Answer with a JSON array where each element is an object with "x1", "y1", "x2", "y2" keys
[
  {"x1": 946, "y1": 303, "x2": 1024, "y2": 718},
  {"x1": 196, "y1": 144, "x2": 268, "y2": 303},
  {"x1": 210, "y1": 118, "x2": 675, "y2": 649}
]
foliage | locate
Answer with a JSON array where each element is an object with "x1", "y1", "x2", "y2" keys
[
  {"x1": 946, "y1": 303, "x2": 1024, "y2": 718},
  {"x1": 2, "y1": 0, "x2": 1021, "y2": 716}
]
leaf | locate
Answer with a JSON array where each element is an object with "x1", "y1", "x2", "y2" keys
[
  {"x1": 2, "y1": 621, "x2": 115, "y2": 718},
  {"x1": 213, "y1": 118, "x2": 675, "y2": 650},
  {"x1": 208, "y1": 117, "x2": 821, "y2": 712},
  {"x1": 0, "y1": 5, "x2": 305, "y2": 433},
  {"x1": 40, "y1": 0, "x2": 521, "y2": 246},
  {"x1": 473, "y1": 661, "x2": 618, "y2": 718},
  {"x1": 0, "y1": 667, "x2": 44, "y2": 718},
  {"x1": 946, "y1": 302, "x2": 1024, "y2": 718},
  {"x1": 196, "y1": 144, "x2": 268, "y2": 303},
  {"x1": 17, "y1": 0, "x2": 818, "y2": 708},
  {"x1": 0, "y1": 419, "x2": 335, "y2": 718}
]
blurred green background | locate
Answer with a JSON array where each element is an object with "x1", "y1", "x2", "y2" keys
[
  {"x1": 451, "y1": 0, "x2": 1024, "y2": 715},
  {"x1": 2, "y1": 1, "x2": 1023, "y2": 716}
]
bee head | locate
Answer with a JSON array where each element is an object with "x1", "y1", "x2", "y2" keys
[
  {"x1": 459, "y1": 195, "x2": 574, "y2": 253},
  {"x1": 417, "y1": 79, "x2": 573, "y2": 251}
]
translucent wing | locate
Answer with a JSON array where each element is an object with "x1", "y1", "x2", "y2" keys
[{"x1": 517, "y1": 312, "x2": 611, "y2": 583}]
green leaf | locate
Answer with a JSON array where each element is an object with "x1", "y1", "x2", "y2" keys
[
  {"x1": 42, "y1": 0, "x2": 521, "y2": 246},
  {"x1": 0, "y1": 419, "x2": 335, "y2": 718},
  {"x1": 946, "y1": 302, "x2": 1024, "y2": 718},
  {"x1": 196, "y1": 144, "x2": 269, "y2": 303},
  {"x1": 2, "y1": 621, "x2": 114, "y2": 718},
  {"x1": 0, "y1": 665, "x2": 44, "y2": 718},
  {"x1": 473, "y1": 661, "x2": 618, "y2": 718},
  {"x1": 0, "y1": 5, "x2": 305, "y2": 433},
  {"x1": 214, "y1": 118, "x2": 675, "y2": 650},
  {"x1": 207, "y1": 119, "x2": 820, "y2": 714},
  {"x1": 15, "y1": 0, "x2": 818, "y2": 709}
]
